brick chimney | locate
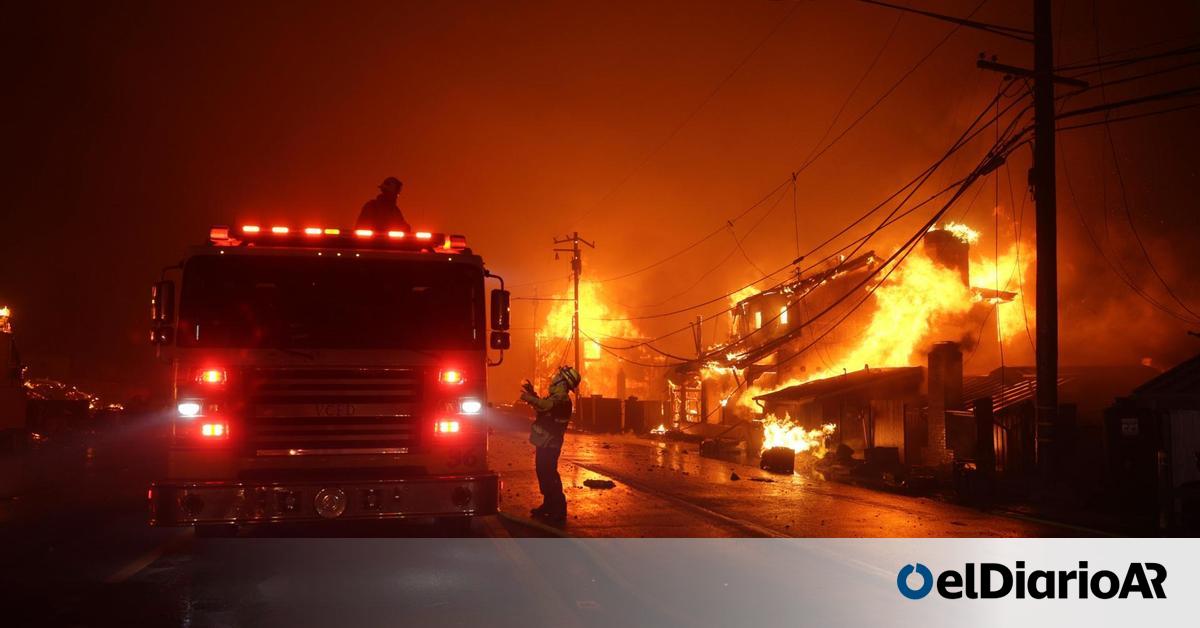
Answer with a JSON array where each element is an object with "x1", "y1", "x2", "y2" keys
[{"x1": 926, "y1": 341, "x2": 964, "y2": 466}]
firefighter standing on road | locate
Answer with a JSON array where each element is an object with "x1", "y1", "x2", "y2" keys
[
  {"x1": 355, "y1": 176, "x2": 412, "y2": 232},
  {"x1": 520, "y1": 366, "x2": 580, "y2": 524}
]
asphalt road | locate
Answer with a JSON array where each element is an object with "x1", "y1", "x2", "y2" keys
[
  {"x1": 487, "y1": 408, "x2": 1076, "y2": 538},
  {"x1": 0, "y1": 408, "x2": 1083, "y2": 626}
]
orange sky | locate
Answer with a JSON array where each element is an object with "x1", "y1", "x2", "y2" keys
[{"x1": 3, "y1": 0, "x2": 1198, "y2": 401}]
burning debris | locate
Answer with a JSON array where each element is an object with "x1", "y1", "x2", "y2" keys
[
  {"x1": 760, "y1": 447, "x2": 797, "y2": 474},
  {"x1": 757, "y1": 414, "x2": 837, "y2": 473},
  {"x1": 760, "y1": 415, "x2": 837, "y2": 456}
]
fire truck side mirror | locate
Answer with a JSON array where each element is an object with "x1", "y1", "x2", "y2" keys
[
  {"x1": 151, "y1": 280, "x2": 175, "y2": 323},
  {"x1": 489, "y1": 331, "x2": 510, "y2": 351},
  {"x1": 489, "y1": 289, "x2": 510, "y2": 331}
]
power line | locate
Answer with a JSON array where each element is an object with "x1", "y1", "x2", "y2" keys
[
  {"x1": 1059, "y1": 140, "x2": 1200, "y2": 324},
  {"x1": 509, "y1": 273, "x2": 572, "y2": 292},
  {"x1": 723, "y1": 127, "x2": 1026, "y2": 367},
  {"x1": 1054, "y1": 84, "x2": 1200, "y2": 121},
  {"x1": 580, "y1": 1, "x2": 985, "y2": 289},
  {"x1": 579, "y1": 329, "x2": 688, "y2": 368},
  {"x1": 594, "y1": 10, "x2": 902, "y2": 299},
  {"x1": 1060, "y1": 59, "x2": 1200, "y2": 98},
  {"x1": 592, "y1": 86, "x2": 1028, "y2": 326},
  {"x1": 593, "y1": 179, "x2": 792, "y2": 284},
  {"x1": 1057, "y1": 43, "x2": 1200, "y2": 75},
  {"x1": 571, "y1": 0, "x2": 803, "y2": 227},
  {"x1": 759, "y1": 152, "x2": 1007, "y2": 376},
  {"x1": 795, "y1": 11, "x2": 904, "y2": 166},
  {"x1": 789, "y1": 0, "x2": 991, "y2": 178},
  {"x1": 1055, "y1": 33, "x2": 1200, "y2": 70},
  {"x1": 1089, "y1": 8, "x2": 1200, "y2": 321},
  {"x1": 598, "y1": 122, "x2": 1029, "y2": 362},
  {"x1": 1002, "y1": 158, "x2": 1036, "y2": 355},
  {"x1": 1057, "y1": 101, "x2": 1200, "y2": 132},
  {"x1": 854, "y1": 0, "x2": 1033, "y2": 42}
]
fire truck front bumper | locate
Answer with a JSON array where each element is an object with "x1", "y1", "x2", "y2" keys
[{"x1": 149, "y1": 473, "x2": 499, "y2": 526}]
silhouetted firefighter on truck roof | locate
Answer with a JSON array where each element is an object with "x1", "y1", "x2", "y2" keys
[
  {"x1": 356, "y1": 176, "x2": 412, "y2": 233},
  {"x1": 520, "y1": 365, "x2": 581, "y2": 525}
]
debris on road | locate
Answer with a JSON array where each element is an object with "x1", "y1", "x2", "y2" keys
[
  {"x1": 749, "y1": 478, "x2": 775, "y2": 483},
  {"x1": 583, "y1": 479, "x2": 616, "y2": 489},
  {"x1": 730, "y1": 472, "x2": 741, "y2": 481},
  {"x1": 760, "y1": 446, "x2": 796, "y2": 474}
]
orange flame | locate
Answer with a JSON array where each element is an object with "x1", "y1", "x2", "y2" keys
[
  {"x1": 739, "y1": 222, "x2": 1033, "y2": 408},
  {"x1": 761, "y1": 413, "x2": 836, "y2": 456},
  {"x1": 969, "y1": 241, "x2": 1034, "y2": 344},
  {"x1": 536, "y1": 280, "x2": 644, "y2": 396}
]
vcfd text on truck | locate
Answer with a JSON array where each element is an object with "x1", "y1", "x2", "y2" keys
[{"x1": 147, "y1": 224, "x2": 511, "y2": 535}]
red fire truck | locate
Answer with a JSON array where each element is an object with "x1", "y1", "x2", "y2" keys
[{"x1": 147, "y1": 224, "x2": 510, "y2": 534}]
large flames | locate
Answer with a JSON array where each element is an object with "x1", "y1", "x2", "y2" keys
[
  {"x1": 969, "y1": 241, "x2": 1031, "y2": 344},
  {"x1": 761, "y1": 413, "x2": 836, "y2": 456},
  {"x1": 535, "y1": 280, "x2": 645, "y2": 396},
  {"x1": 739, "y1": 222, "x2": 1033, "y2": 407}
]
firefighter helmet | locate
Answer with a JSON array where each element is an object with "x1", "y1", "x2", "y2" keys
[
  {"x1": 553, "y1": 365, "x2": 581, "y2": 391},
  {"x1": 379, "y1": 176, "x2": 402, "y2": 194}
]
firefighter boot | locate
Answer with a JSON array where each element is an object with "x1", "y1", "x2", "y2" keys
[{"x1": 534, "y1": 508, "x2": 566, "y2": 525}]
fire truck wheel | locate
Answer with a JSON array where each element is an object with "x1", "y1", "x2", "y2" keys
[{"x1": 194, "y1": 524, "x2": 238, "y2": 538}]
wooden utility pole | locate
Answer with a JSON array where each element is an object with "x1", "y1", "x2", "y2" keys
[
  {"x1": 553, "y1": 232, "x2": 595, "y2": 387},
  {"x1": 1031, "y1": 0, "x2": 1058, "y2": 471},
  {"x1": 977, "y1": 1, "x2": 1085, "y2": 471}
]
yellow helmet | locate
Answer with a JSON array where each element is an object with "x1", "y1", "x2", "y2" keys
[{"x1": 553, "y1": 365, "x2": 581, "y2": 391}]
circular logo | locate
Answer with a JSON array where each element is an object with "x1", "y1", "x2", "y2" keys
[
  {"x1": 897, "y1": 563, "x2": 934, "y2": 600},
  {"x1": 314, "y1": 488, "x2": 348, "y2": 519}
]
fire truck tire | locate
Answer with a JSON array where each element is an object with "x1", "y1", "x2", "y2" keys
[{"x1": 194, "y1": 523, "x2": 238, "y2": 538}]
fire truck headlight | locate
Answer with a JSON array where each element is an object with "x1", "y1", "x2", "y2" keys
[
  {"x1": 177, "y1": 401, "x2": 202, "y2": 417},
  {"x1": 459, "y1": 399, "x2": 483, "y2": 415},
  {"x1": 435, "y1": 420, "x2": 461, "y2": 434}
]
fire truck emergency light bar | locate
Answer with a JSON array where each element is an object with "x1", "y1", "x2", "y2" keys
[{"x1": 208, "y1": 225, "x2": 468, "y2": 253}]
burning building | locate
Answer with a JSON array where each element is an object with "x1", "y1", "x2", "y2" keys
[
  {"x1": 672, "y1": 222, "x2": 1036, "y2": 466},
  {"x1": 534, "y1": 280, "x2": 669, "y2": 431}
]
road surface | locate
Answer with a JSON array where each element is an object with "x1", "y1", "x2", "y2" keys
[
  {"x1": 0, "y1": 408, "x2": 1083, "y2": 625},
  {"x1": 488, "y1": 408, "x2": 1075, "y2": 538}
]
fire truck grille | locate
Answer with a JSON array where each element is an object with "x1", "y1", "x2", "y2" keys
[{"x1": 245, "y1": 367, "x2": 424, "y2": 455}]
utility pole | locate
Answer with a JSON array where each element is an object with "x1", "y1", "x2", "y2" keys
[
  {"x1": 977, "y1": 1, "x2": 1086, "y2": 472},
  {"x1": 553, "y1": 232, "x2": 595, "y2": 388},
  {"x1": 1031, "y1": 0, "x2": 1057, "y2": 473}
]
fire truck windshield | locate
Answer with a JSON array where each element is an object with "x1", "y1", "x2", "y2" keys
[{"x1": 177, "y1": 255, "x2": 482, "y2": 350}]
